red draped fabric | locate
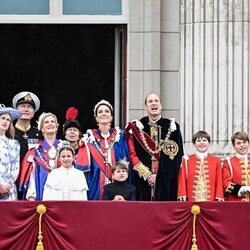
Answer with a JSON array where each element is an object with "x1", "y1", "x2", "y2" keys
[{"x1": 0, "y1": 201, "x2": 249, "y2": 250}]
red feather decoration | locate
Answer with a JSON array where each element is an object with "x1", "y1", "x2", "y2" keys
[{"x1": 65, "y1": 107, "x2": 78, "y2": 120}]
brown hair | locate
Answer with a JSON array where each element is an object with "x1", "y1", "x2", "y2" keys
[
  {"x1": 144, "y1": 93, "x2": 161, "y2": 105},
  {"x1": 0, "y1": 113, "x2": 15, "y2": 139},
  {"x1": 111, "y1": 162, "x2": 128, "y2": 174},
  {"x1": 192, "y1": 130, "x2": 211, "y2": 144},
  {"x1": 231, "y1": 131, "x2": 249, "y2": 146},
  {"x1": 58, "y1": 146, "x2": 75, "y2": 157},
  {"x1": 7, "y1": 123, "x2": 15, "y2": 139}
]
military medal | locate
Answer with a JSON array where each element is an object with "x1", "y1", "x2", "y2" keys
[
  {"x1": 23, "y1": 133, "x2": 28, "y2": 139},
  {"x1": 161, "y1": 140, "x2": 179, "y2": 160},
  {"x1": 48, "y1": 146, "x2": 57, "y2": 169}
]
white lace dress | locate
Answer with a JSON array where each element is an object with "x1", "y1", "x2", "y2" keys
[{"x1": 0, "y1": 135, "x2": 20, "y2": 201}]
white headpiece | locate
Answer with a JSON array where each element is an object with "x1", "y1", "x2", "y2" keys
[
  {"x1": 12, "y1": 91, "x2": 40, "y2": 112},
  {"x1": 93, "y1": 99, "x2": 113, "y2": 117}
]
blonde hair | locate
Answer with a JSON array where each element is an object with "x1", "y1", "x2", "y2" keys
[{"x1": 37, "y1": 112, "x2": 58, "y2": 131}]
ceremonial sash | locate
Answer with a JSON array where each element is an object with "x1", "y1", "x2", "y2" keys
[
  {"x1": 34, "y1": 155, "x2": 52, "y2": 172},
  {"x1": 126, "y1": 122, "x2": 160, "y2": 161},
  {"x1": 75, "y1": 144, "x2": 91, "y2": 172},
  {"x1": 87, "y1": 143, "x2": 112, "y2": 181}
]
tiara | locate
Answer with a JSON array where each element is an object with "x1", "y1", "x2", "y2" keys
[
  {"x1": 93, "y1": 99, "x2": 113, "y2": 117},
  {"x1": 118, "y1": 158, "x2": 130, "y2": 169},
  {"x1": 57, "y1": 140, "x2": 75, "y2": 154}
]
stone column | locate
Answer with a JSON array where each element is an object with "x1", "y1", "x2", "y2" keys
[
  {"x1": 128, "y1": 0, "x2": 181, "y2": 122},
  {"x1": 180, "y1": 0, "x2": 250, "y2": 156},
  {"x1": 128, "y1": 0, "x2": 161, "y2": 119}
]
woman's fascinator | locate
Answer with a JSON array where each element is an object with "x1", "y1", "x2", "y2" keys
[{"x1": 0, "y1": 104, "x2": 22, "y2": 121}]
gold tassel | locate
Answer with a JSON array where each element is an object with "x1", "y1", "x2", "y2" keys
[
  {"x1": 36, "y1": 204, "x2": 47, "y2": 250},
  {"x1": 191, "y1": 205, "x2": 201, "y2": 250}
]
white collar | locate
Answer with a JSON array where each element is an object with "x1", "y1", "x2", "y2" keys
[
  {"x1": 101, "y1": 132, "x2": 110, "y2": 139},
  {"x1": 149, "y1": 115, "x2": 161, "y2": 123},
  {"x1": 195, "y1": 151, "x2": 208, "y2": 160},
  {"x1": 235, "y1": 153, "x2": 248, "y2": 160}
]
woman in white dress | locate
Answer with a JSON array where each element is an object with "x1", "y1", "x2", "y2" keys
[
  {"x1": 43, "y1": 143, "x2": 88, "y2": 200},
  {"x1": 0, "y1": 104, "x2": 21, "y2": 201}
]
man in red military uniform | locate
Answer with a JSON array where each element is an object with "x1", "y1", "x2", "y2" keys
[
  {"x1": 178, "y1": 131, "x2": 224, "y2": 201},
  {"x1": 223, "y1": 131, "x2": 250, "y2": 201}
]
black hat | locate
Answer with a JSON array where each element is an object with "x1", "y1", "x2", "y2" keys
[
  {"x1": 63, "y1": 107, "x2": 82, "y2": 133},
  {"x1": 12, "y1": 91, "x2": 40, "y2": 112}
]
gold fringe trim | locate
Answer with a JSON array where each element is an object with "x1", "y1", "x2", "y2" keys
[
  {"x1": 191, "y1": 205, "x2": 201, "y2": 250},
  {"x1": 36, "y1": 204, "x2": 47, "y2": 250},
  {"x1": 133, "y1": 163, "x2": 152, "y2": 181}
]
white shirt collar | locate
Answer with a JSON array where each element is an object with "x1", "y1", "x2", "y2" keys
[
  {"x1": 101, "y1": 132, "x2": 110, "y2": 139},
  {"x1": 149, "y1": 115, "x2": 162, "y2": 123},
  {"x1": 195, "y1": 151, "x2": 208, "y2": 160},
  {"x1": 235, "y1": 153, "x2": 248, "y2": 160}
]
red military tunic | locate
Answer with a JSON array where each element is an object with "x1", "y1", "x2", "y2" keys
[
  {"x1": 223, "y1": 156, "x2": 250, "y2": 201},
  {"x1": 178, "y1": 154, "x2": 224, "y2": 201}
]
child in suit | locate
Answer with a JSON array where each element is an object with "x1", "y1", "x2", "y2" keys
[
  {"x1": 178, "y1": 131, "x2": 224, "y2": 201},
  {"x1": 102, "y1": 161, "x2": 136, "y2": 201}
]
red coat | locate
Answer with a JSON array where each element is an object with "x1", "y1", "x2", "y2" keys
[
  {"x1": 223, "y1": 156, "x2": 250, "y2": 201},
  {"x1": 178, "y1": 154, "x2": 224, "y2": 201}
]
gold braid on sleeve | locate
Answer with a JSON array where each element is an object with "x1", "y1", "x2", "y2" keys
[{"x1": 133, "y1": 163, "x2": 152, "y2": 181}]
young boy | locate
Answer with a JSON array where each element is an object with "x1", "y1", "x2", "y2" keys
[
  {"x1": 223, "y1": 131, "x2": 250, "y2": 201},
  {"x1": 178, "y1": 131, "x2": 224, "y2": 201},
  {"x1": 102, "y1": 161, "x2": 136, "y2": 201}
]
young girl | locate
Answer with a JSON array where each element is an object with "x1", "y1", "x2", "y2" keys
[
  {"x1": 43, "y1": 145, "x2": 88, "y2": 200},
  {"x1": 0, "y1": 104, "x2": 21, "y2": 201}
]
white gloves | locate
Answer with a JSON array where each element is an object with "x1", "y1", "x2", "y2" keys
[
  {"x1": 79, "y1": 133, "x2": 89, "y2": 145},
  {"x1": 237, "y1": 186, "x2": 250, "y2": 197}
]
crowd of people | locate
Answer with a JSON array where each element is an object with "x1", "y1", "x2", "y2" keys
[{"x1": 0, "y1": 91, "x2": 249, "y2": 202}]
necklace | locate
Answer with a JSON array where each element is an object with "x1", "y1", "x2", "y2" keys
[
  {"x1": 140, "y1": 121, "x2": 173, "y2": 155},
  {"x1": 15, "y1": 124, "x2": 31, "y2": 139},
  {"x1": 93, "y1": 138, "x2": 116, "y2": 164},
  {"x1": 90, "y1": 129, "x2": 119, "y2": 164}
]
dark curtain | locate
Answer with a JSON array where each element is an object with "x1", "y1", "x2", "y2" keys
[{"x1": 0, "y1": 24, "x2": 116, "y2": 138}]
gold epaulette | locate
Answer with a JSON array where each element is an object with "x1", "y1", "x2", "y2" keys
[{"x1": 134, "y1": 163, "x2": 152, "y2": 181}]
